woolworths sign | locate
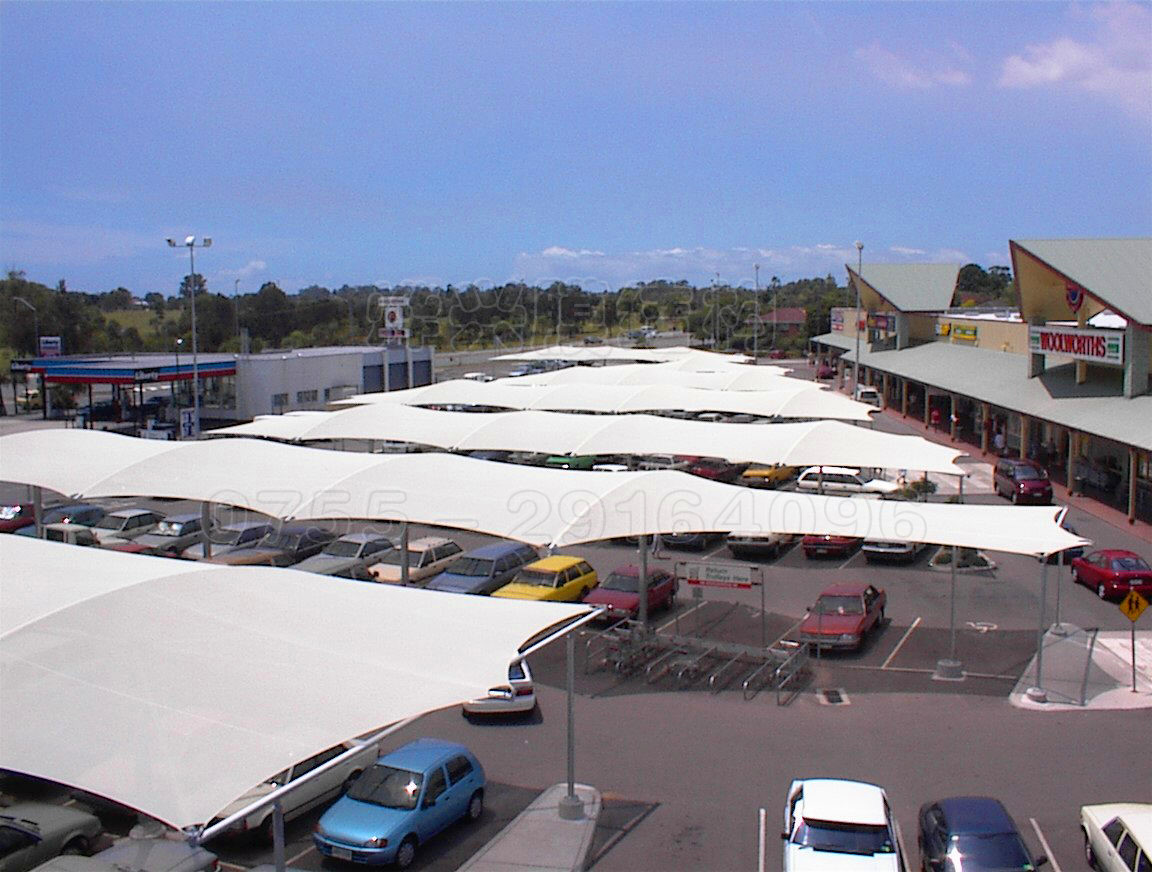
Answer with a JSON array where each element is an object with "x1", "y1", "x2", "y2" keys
[{"x1": 1028, "y1": 325, "x2": 1125, "y2": 366}]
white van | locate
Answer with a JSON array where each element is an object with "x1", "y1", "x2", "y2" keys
[
  {"x1": 795, "y1": 466, "x2": 899, "y2": 496},
  {"x1": 854, "y1": 386, "x2": 882, "y2": 407}
]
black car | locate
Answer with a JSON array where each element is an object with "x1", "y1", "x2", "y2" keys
[{"x1": 918, "y1": 796, "x2": 1047, "y2": 871}]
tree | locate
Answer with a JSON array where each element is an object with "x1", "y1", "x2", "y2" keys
[
  {"x1": 250, "y1": 282, "x2": 290, "y2": 345},
  {"x1": 179, "y1": 273, "x2": 207, "y2": 299}
]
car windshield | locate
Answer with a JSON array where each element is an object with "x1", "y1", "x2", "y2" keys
[
  {"x1": 95, "y1": 515, "x2": 129, "y2": 530},
  {"x1": 0, "y1": 825, "x2": 37, "y2": 857},
  {"x1": 814, "y1": 595, "x2": 864, "y2": 616},
  {"x1": 793, "y1": 819, "x2": 894, "y2": 855},
  {"x1": 1013, "y1": 466, "x2": 1044, "y2": 481},
  {"x1": 448, "y1": 557, "x2": 495, "y2": 577},
  {"x1": 601, "y1": 572, "x2": 660, "y2": 592},
  {"x1": 154, "y1": 520, "x2": 187, "y2": 537},
  {"x1": 347, "y1": 764, "x2": 424, "y2": 810},
  {"x1": 951, "y1": 833, "x2": 1032, "y2": 869},
  {"x1": 1113, "y1": 556, "x2": 1151, "y2": 571},
  {"x1": 513, "y1": 569, "x2": 560, "y2": 587},
  {"x1": 263, "y1": 533, "x2": 303, "y2": 550},
  {"x1": 323, "y1": 540, "x2": 367, "y2": 557}
]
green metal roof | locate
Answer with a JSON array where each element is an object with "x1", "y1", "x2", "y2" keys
[
  {"x1": 812, "y1": 333, "x2": 1152, "y2": 452},
  {"x1": 1012, "y1": 238, "x2": 1152, "y2": 326},
  {"x1": 847, "y1": 263, "x2": 960, "y2": 312}
]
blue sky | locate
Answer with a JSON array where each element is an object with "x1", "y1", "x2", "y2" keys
[{"x1": 2, "y1": 1, "x2": 1149, "y2": 295}]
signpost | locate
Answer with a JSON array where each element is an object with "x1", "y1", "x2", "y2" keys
[
  {"x1": 1119, "y1": 589, "x2": 1148, "y2": 693},
  {"x1": 676, "y1": 561, "x2": 767, "y2": 648}
]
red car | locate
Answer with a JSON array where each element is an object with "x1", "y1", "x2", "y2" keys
[
  {"x1": 686, "y1": 458, "x2": 749, "y2": 484},
  {"x1": 583, "y1": 564, "x2": 678, "y2": 621},
  {"x1": 1070, "y1": 549, "x2": 1152, "y2": 601},
  {"x1": 0, "y1": 503, "x2": 35, "y2": 534},
  {"x1": 815, "y1": 363, "x2": 836, "y2": 380},
  {"x1": 802, "y1": 533, "x2": 860, "y2": 559},
  {"x1": 799, "y1": 582, "x2": 886, "y2": 651}
]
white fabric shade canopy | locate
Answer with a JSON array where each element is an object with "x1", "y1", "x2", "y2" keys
[
  {"x1": 510, "y1": 361, "x2": 793, "y2": 390},
  {"x1": 491, "y1": 345, "x2": 753, "y2": 365},
  {"x1": 335, "y1": 378, "x2": 876, "y2": 421},
  {"x1": 0, "y1": 535, "x2": 589, "y2": 830},
  {"x1": 211, "y1": 406, "x2": 967, "y2": 476},
  {"x1": 1, "y1": 430, "x2": 1083, "y2": 555}
]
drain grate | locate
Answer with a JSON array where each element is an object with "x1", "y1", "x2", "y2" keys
[{"x1": 816, "y1": 688, "x2": 850, "y2": 706}]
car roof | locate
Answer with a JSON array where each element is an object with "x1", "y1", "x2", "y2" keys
[
  {"x1": 799, "y1": 779, "x2": 887, "y2": 826},
  {"x1": 609, "y1": 564, "x2": 668, "y2": 577},
  {"x1": 935, "y1": 797, "x2": 1016, "y2": 834},
  {"x1": 800, "y1": 466, "x2": 862, "y2": 476},
  {"x1": 160, "y1": 513, "x2": 201, "y2": 523},
  {"x1": 1093, "y1": 549, "x2": 1142, "y2": 558},
  {"x1": 0, "y1": 801, "x2": 98, "y2": 831},
  {"x1": 334, "y1": 532, "x2": 392, "y2": 544},
  {"x1": 221, "y1": 520, "x2": 273, "y2": 531},
  {"x1": 524, "y1": 555, "x2": 586, "y2": 572},
  {"x1": 819, "y1": 582, "x2": 873, "y2": 596},
  {"x1": 381, "y1": 738, "x2": 471, "y2": 770},
  {"x1": 1083, "y1": 804, "x2": 1152, "y2": 844},
  {"x1": 108, "y1": 508, "x2": 158, "y2": 518},
  {"x1": 407, "y1": 536, "x2": 455, "y2": 550},
  {"x1": 467, "y1": 541, "x2": 532, "y2": 558}
]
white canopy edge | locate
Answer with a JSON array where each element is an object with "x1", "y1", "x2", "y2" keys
[
  {"x1": 509, "y1": 361, "x2": 794, "y2": 389},
  {"x1": 333, "y1": 378, "x2": 876, "y2": 421},
  {"x1": 0, "y1": 535, "x2": 589, "y2": 830},
  {"x1": 0, "y1": 431, "x2": 1083, "y2": 555},
  {"x1": 490, "y1": 345, "x2": 753, "y2": 364},
  {"x1": 211, "y1": 407, "x2": 967, "y2": 476}
]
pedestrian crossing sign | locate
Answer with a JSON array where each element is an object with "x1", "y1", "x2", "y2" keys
[{"x1": 1119, "y1": 589, "x2": 1148, "y2": 622}]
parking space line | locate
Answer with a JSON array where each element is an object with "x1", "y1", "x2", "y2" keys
[
  {"x1": 218, "y1": 862, "x2": 247, "y2": 872},
  {"x1": 1029, "y1": 818, "x2": 1062, "y2": 872},
  {"x1": 881, "y1": 617, "x2": 921, "y2": 669},
  {"x1": 837, "y1": 552, "x2": 860, "y2": 571},
  {"x1": 656, "y1": 601, "x2": 707, "y2": 633},
  {"x1": 286, "y1": 845, "x2": 316, "y2": 867}
]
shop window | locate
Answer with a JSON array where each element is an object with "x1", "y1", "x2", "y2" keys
[{"x1": 296, "y1": 389, "x2": 318, "y2": 404}]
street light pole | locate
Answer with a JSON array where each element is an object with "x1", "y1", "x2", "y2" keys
[
  {"x1": 233, "y1": 279, "x2": 241, "y2": 346},
  {"x1": 167, "y1": 236, "x2": 211, "y2": 437},
  {"x1": 753, "y1": 264, "x2": 760, "y2": 362},
  {"x1": 174, "y1": 337, "x2": 183, "y2": 429},
  {"x1": 854, "y1": 241, "x2": 864, "y2": 396}
]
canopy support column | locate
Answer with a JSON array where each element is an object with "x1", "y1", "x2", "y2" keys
[
  {"x1": 934, "y1": 471, "x2": 965, "y2": 682},
  {"x1": 1026, "y1": 561, "x2": 1050, "y2": 704},
  {"x1": 399, "y1": 522, "x2": 410, "y2": 586},
  {"x1": 558, "y1": 631, "x2": 584, "y2": 820},
  {"x1": 272, "y1": 799, "x2": 286, "y2": 872},
  {"x1": 200, "y1": 503, "x2": 213, "y2": 559},
  {"x1": 33, "y1": 485, "x2": 44, "y2": 539},
  {"x1": 637, "y1": 535, "x2": 649, "y2": 628}
]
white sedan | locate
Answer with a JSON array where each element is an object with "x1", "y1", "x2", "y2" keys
[
  {"x1": 1081, "y1": 802, "x2": 1151, "y2": 872},
  {"x1": 783, "y1": 778, "x2": 906, "y2": 872}
]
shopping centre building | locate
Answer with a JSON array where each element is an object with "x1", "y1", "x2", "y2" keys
[{"x1": 811, "y1": 237, "x2": 1152, "y2": 524}]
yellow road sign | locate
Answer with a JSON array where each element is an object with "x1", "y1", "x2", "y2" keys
[{"x1": 1119, "y1": 589, "x2": 1149, "y2": 622}]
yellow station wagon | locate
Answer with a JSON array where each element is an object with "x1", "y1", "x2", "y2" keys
[{"x1": 492, "y1": 555, "x2": 598, "y2": 602}]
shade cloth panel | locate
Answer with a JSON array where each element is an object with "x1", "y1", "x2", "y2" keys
[
  {"x1": 0, "y1": 431, "x2": 1084, "y2": 555},
  {"x1": 0, "y1": 536, "x2": 588, "y2": 831},
  {"x1": 489, "y1": 345, "x2": 753, "y2": 365}
]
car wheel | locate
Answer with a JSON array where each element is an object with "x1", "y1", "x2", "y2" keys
[
  {"x1": 578, "y1": 587, "x2": 589, "y2": 602},
  {"x1": 1083, "y1": 830, "x2": 1097, "y2": 869},
  {"x1": 1097, "y1": 583, "x2": 1108, "y2": 600},
  {"x1": 61, "y1": 838, "x2": 88, "y2": 856},
  {"x1": 467, "y1": 789, "x2": 484, "y2": 822},
  {"x1": 1011, "y1": 490, "x2": 1019, "y2": 505},
  {"x1": 395, "y1": 836, "x2": 418, "y2": 869}
]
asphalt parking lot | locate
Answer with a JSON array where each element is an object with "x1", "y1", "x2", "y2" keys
[{"x1": 3, "y1": 358, "x2": 1150, "y2": 871}]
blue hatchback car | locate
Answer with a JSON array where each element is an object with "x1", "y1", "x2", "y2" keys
[
  {"x1": 313, "y1": 739, "x2": 485, "y2": 869},
  {"x1": 423, "y1": 541, "x2": 538, "y2": 595}
]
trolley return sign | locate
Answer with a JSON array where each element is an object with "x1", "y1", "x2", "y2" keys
[{"x1": 677, "y1": 561, "x2": 761, "y2": 589}]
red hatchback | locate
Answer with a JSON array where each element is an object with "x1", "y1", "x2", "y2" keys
[
  {"x1": 584, "y1": 564, "x2": 678, "y2": 621},
  {"x1": 802, "y1": 534, "x2": 860, "y2": 559},
  {"x1": 1070, "y1": 549, "x2": 1152, "y2": 601},
  {"x1": 799, "y1": 583, "x2": 887, "y2": 650},
  {"x1": 0, "y1": 503, "x2": 35, "y2": 534}
]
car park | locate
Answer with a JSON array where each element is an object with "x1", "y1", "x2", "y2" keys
[
  {"x1": 583, "y1": 564, "x2": 677, "y2": 620},
  {"x1": 1070, "y1": 550, "x2": 1152, "y2": 601},
  {"x1": 659, "y1": 531, "x2": 724, "y2": 551},
  {"x1": 33, "y1": 837, "x2": 219, "y2": 872},
  {"x1": 685, "y1": 458, "x2": 748, "y2": 483},
  {"x1": 633, "y1": 454, "x2": 693, "y2": 472},
  {"x1": 180, "y1": 521, "x2": 275, "y2": 560},
  {"x1": 89, "y1": 509, "x2": 164, "y2": 545},
  {"x1": 15, "y1": 504, "x2": 106, "y2": 534},
  {"x1": 0, "y1": 803, "x2": 101, "y2": 872},
  {"x1": 799, "y1": 583, "x2": 886, "y2": 651},
  {"x1": 737, "y1": 465, "x2": 798, "y2": 489},
  {"x1": 461, "y1": 661, "x2": 536, "y2": 716},
  {"x1": 1080, "y1": 802, "x2": 1151, "y2": 872},
  {"x1": 492, "y1": 555, "x2": 597, "y2": 602},
  {"x1": 106, "y1": 513, "x2": 210, "y2": 556},
  {"x1": 993, "y1": 458, "x2": 1053, "y2": 505},
  {"x1": 292, "y1": 533, "x2": 395, "y2": 579},
  {"x1": 795, "y1": 466, "x2": 900, "y2": 497},
  {"x1": 543, "y1": 454, "x2": 598, "y2": 471},
  {"x1": 313, "y1": 739, "x2": 485, "y2": 869},
  {"x1": 367, "y1": 536, "x2": 463, "y2": 585},
  {"x1": 918, "y1": 796, "x2": 1047, "y2": 872},
  {"x1": 207, "y1": 740, "x2": 380, "y2": 844},
  {"x1": 424, "y1": 541, "x2": 539, "y2": 595},
  {"x1": 802, "y1": 533, "x2": 861, "y2": 559},
  {"x1": 0, "y1": 504, "x2": 35, "y2": 534},
  {"x1": 782, "y1": 778, "x2": 904, "y2": 872},
  {"x1": 862, "y1": 539, "x2": 930, "y2": 563},
  {"x1": 726, "y1": 531, "x2": 795, "y2": 559},
  {"x1": 204, "y1": 524, "x2": 336, "y2": 567}
]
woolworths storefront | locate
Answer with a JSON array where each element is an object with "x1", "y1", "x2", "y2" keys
[{"x1": 812, "y1": 238, "x2": 1152, "y2": 525}]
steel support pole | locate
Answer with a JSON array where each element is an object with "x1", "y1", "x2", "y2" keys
[
  {"x1": 1027, "y1": 562, "x2": 1049, "y2": 702},
  {"x1": 638, "y1": 535, "x2": 649, "y2": 628},
  {"x1": 200, "y1": 502, "x2": 213, "y2": 559},
  {"x1": 272, "y1": 799, "x2": 285, "y2": 872},
  {"x1": 189, "y1": 245, "x2": 200, "y2": 438},
  {"x1": 399, "y1": 521, "x2": 410, "y2": 586},
  {"x1": 558, "y1": 631, "x2": 584, "y2": 819},
  {"x1": 33, "y1": 485, "x2": 43, "y2": 539}
]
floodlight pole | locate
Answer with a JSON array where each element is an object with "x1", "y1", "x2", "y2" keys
[
  {"x1": 167, "y1": 236, "x2": 212, "y2": 437},
  {"x1": 854, "y1": 241, "x2": 863, "y2": 394},
  {"x1": 753, "y1": 264, "x2": 760, "y2": 362},
  {"x1": 638, "y1": 534, "x2": 649, "y2": 628}
]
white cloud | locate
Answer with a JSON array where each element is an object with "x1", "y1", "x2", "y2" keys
[
  {"x1": 889, "y1": 246, "x2": 926, "y2": 257},
  {"x1": 218, "y1": 260, "x2": 267, "y2": 280},
  {"x1": 855, "y1": 42, "x2": 972, "y2": 90},
  {"x1": 998, "y1": 2, "x2": 1152, "y2": 117}
]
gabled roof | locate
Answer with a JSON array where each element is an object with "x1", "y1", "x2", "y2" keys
[
  {"x1": 846, "y1": 263, "x2": 961, "y2": 312},
  {"x1": 1011, "y1": 238, "x2": 1152, "y2": 326}
]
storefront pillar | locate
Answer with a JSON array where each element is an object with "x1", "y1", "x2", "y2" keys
[
  {"x1": 900, "y1": 380, "x2": 909, "y2": 416},
  {"x1": 882, "y1": 373, "x2": 891, "y2": 410},
  {"x1": 1067, "y1": 431, "x2": 1078, "y2": 495},
  {"x1": 922, "y1": 391, "x2": 930, "y2": 427},
  {"x1": 1020, "y1": 415, "x2": 1032, "y2": 460},
  {"x1": 949, "y1": 394, "x2": 958, "y2": 442},
  {"x1": 980, "y1": 403, "x2": 990, "y2": 454},
  {"x1": 1129, "y1": 448, "x2": 1139, "y2": 525}
]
